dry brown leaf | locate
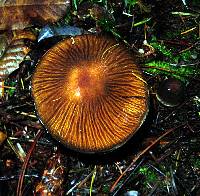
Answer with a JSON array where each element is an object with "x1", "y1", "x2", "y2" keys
[
  {"x1": 0, "y1": 0, "x2": 70, "y2": 30},
  {"x1": 0, "y1": 30, "x2": 36, "y2": 81}
]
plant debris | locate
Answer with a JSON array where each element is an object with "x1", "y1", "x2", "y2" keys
[{"x1": 0, "y1": 0, "x2": 200, "y2": 195}]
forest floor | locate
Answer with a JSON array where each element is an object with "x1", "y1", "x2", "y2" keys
[{"x1": 0, "y1": 0, "x2": 200, "y2": 195}]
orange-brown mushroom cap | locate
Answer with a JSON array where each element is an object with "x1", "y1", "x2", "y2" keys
[{"x1": 32, "y1": 34, "x2": 149, "y2": 153}]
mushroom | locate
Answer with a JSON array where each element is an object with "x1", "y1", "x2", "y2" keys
[
  {"x1": 32, "y1": 34, "x2": 149, "y2": 153},
  {"x1": 156, "y1": 77, "x2": 184, "y2": 107}
]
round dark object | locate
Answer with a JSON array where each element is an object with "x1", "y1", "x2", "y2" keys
[
  {"x1": 156, "y1": 78, "x2": 184, "y2": 107},
  {"x1": 32, "y1": 34, "x2": 149, "y2": 153}
]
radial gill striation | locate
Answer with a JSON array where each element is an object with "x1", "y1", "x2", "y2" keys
[{"x1": 32, "y1": 34, "x2": 149, "y2": 153}]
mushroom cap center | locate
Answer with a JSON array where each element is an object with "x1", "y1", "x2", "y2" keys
[{"x1": 67, "y1": 61, "x2": 105, "y2": 101}]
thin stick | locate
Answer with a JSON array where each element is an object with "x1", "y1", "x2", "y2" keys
[
  {"x1": 16, "y1": 129, "x2": 44, "y2": 196},
  {"x1": 110, "y1": 124, "x2": 185, "y2": 193}
]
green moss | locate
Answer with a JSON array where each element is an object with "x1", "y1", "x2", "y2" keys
[
  {"x1": 102, "y1": 184, "x2": 110, "y2": 193},
  {"x1": 138, "y1": 166, "x2": 158, "y2": 186},
  {"x1": 4, "y1": 81, "x2": 16, "y2": 97},
  {"x1": 144, "y1": 35, "x2": 199, "y2": 81},
  {"x1": 150, "y1": 42, "x2": 173, "y2": 59},
  {"x1": 124, "y1": 0, "x2": 137, "y2": 13},
  {"x1": 144, "y1": 61, "x2": 198, "y2": 82},
  {"x1": 191, "y1": 156, "x2": 200, "y2": 168}
]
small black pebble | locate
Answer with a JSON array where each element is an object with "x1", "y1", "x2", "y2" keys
[{"x1": 156, "y1": 78, "x2": 185, "y2": 107}]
